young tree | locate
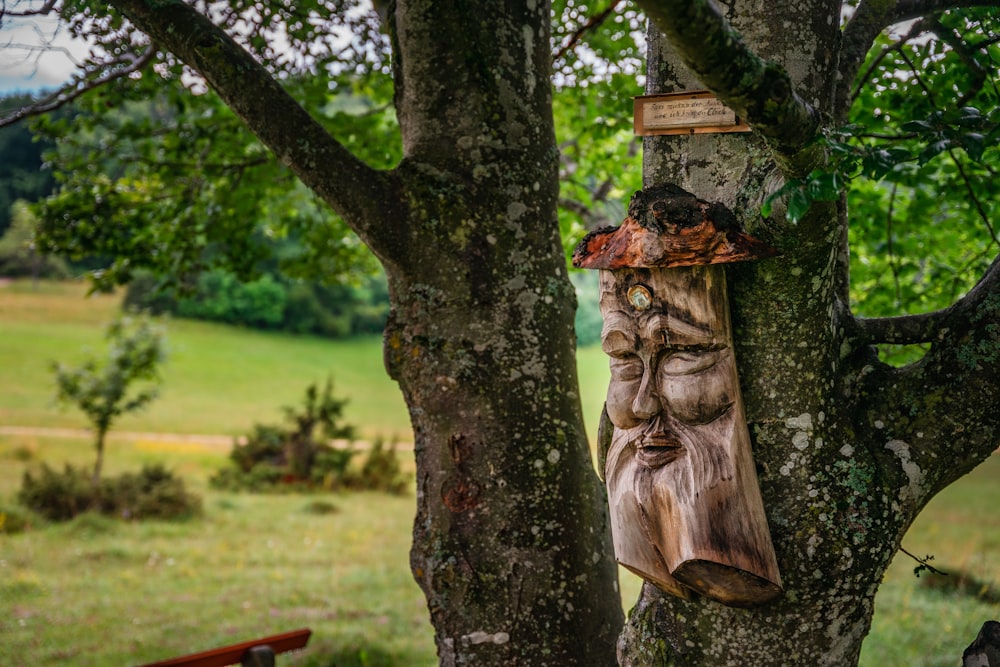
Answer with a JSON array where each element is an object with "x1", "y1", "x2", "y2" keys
[
  {"x1": 4, "y1": 1, "x2": 1000, "y2": 664},
  {"x1": 53, "y1": 314, "x2": 166, "y2": 492}
]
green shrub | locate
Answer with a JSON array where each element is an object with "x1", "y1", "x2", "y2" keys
[
  {"x1": 17, "y1": 463, "x2": 93, "y2": 520},
  {"x1": 311, "y1": 446, "x2": 358, "y2": 489},
  {"x1": 8, "y1": 444, "x2": 35, "y2": 461},
  {"x1": 229, "y1": 425, "x2": 285, "y2": 473},
  {"x1": 122, "y1": 271, "x2": 179, "y2": 314},
  {"x1": 17, "y1": 463, "x2": 201, "y2": 521},
  {"x1": 301, "y1": 499, "x2": 339, "y2": 515},
  {"x1": 124, "y1": 268, "x2": 389, "y2": 338},
  {"x1": 348, "y1": 438, "x2": 409, "y2": 495},
  {"x1": 98, "y1": 464, "x2": 202, "y2": 520},
  {"x1": 210, "y1": 377, "x2": 357, "y2": 492},
  {"x1": 0, "y1": 201, "x2": 70, "y2": 279},
  {"x1": 0, "y1": 503, "x2": 38, "y2": 534}
]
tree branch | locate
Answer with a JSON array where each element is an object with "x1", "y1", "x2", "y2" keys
[
  {"x1": 0, "y1": 48, "x2": 156, "y2": 128},
  {"x1": 853, "y1": 310, "x2": 949, "y2": 345},
  {"x1": 838, "y1": 0, "x2": 1000, "y2": 119},
  {"x1": 552, "y1": 0, "x2": 623, "y2": 62},
  {"x1": 0, "y1": 0, "x2": 57, "y2": 18},
  {"x1": 634, "y1": 0, "x2": 820, "y2": 177},
  {"x1": 103, "y1": 0, "x2": 398, "y2": 256},
  {"x1": 859, "y1": 253, "x2": 1000, "y2": 500}
]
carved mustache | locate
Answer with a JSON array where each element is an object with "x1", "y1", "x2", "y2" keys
[{"x1": 628, "y1": 416, "x2": 690, "y2": 467}]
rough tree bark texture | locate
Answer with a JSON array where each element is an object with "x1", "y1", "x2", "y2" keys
[
  {"x1": 382, "y1": 3, "x2": 623, "y2": 664},
  {"x1": 106, "y1": 1, "x2": 623, "y2": 665},
  {"x1": 619, "y1": 0, "x2": 1000, "y2": 664}
]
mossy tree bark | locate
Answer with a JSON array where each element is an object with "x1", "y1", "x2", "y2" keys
[
  {"x1": 105, "y1": 0, "x2": 622, "y2": 665},
  {"x1": 619, "y1": 0, "x2": 1000, "y2": 664}
]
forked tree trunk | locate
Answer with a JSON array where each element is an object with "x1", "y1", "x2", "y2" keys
[{"x1": 618, "y1": 4, "x2": 890, "y2": 664}]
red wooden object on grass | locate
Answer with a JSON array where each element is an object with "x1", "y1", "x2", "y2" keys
[{"x1": 138, "y1": 628, "x2": 311, "y2": 667}]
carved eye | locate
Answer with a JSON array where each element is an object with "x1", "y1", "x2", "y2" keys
[
  {"x1": 660, "y1": 349, "x2": 724, "y2": 376},
  {"x1": 627, "y1": 284, "x2": 653, "y2": 311}
]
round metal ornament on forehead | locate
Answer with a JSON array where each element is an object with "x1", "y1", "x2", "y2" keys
[{"x1": 626, "y1": 284, "x2": 653, "y2": 311}]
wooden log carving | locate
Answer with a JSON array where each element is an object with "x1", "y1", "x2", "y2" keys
[{"x1": 574, "y1": 185, "x2": 782, "y2": 608}]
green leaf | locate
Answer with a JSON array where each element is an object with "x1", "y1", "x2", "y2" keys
[
  {"x1": 901, "y1": 119, "x2": 934, "y2": 132},
  {"x1": 786, "y1": 188, "x2": 812, "y2": 223},
  {"x1": 917, "y1": 139, "x2": 952, "y2": 165}
]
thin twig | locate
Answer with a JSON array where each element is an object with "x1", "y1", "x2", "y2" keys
[
  {"x1": 0, "y1": 0, "x2": 58, "y2": 18},
  {"x1": 900, "y1": 546, "x2": 948, "y2": 577},
  {"x1": 948, "y1": 147, "x2": 1000, "y2": 247},
  {"x1": 0, "y1": 46, "x2": 157, "y2": 128},
  {"x1": 552, "y1": 0, "x2": 623, "y2": 62}
]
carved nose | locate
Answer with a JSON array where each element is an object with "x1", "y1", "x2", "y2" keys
[{"x1": 631, "y1": 365, "x2": 661, "y2": 420}]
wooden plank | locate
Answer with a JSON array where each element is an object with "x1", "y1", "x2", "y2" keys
[
  {"x1": 138, "y1": 628, "x2": 311, "y2": 667},
  {"x1": 634, "y1": 91, "x2": 750, "y2": 136}
]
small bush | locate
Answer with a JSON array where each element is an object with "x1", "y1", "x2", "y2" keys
[
  {"x1": 311, "y1": 447, "x2": 357, "y2": 489},
  {"x1": 0, "y1": 504, "x2": 38, "y2": 534},
  {"x1": 210, "y1": 377, "x2": 358, "y2": 492},
  {"x1": 98, "y1": 464, "x2": 202, "y2": 520},
  {"x1": 17, "y1": 463, "x2": 201, "y2": 522},
  {"x1": 122, "y1": 271, "x2": 179, "y2": 314},
  {"x1": 347, "y1": 438, "x2": 409, "y2": 495},
  {"x1": 230, "y1": 425, "x2": 285, "y2": 473},
  {"x1": 302, "y1": 499, "x2": 339, "y2": 515},
  {"x1": 18, "y1": 463, "x2": 93, "y2": 521},
  {"x1": 7, "y1": 444, "x2": 35, "y2": 462}
]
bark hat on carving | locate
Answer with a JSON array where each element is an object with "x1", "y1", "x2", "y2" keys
[{"x1": 573, "y1": 184, "x2": 782, "y2": 608}]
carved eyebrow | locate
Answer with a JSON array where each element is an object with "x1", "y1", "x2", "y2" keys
[
  {"x1": 642, "y1": 314, "x2": 717, "y2": 347},
  {"x1": 600, "y1": 311, "x2": 637, "y2": 355}
]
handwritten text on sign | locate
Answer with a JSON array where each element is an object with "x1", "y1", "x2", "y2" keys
[
  {"x1": 643, "y1": 97, "x2": 736, "y2": 129},
  {"x1": 633, "y1": 92, "x2": 750, "y2": 136}
]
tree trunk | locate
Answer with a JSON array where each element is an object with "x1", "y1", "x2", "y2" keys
[
  {"x1": 92, "y1": 428, "x2": 107, "y2": 494},
  {"x1": 378, "y1": 2, "x2": 623, "y2": 664},
  {"x1": 618, "y1": 2, "x2": 894, "y2": 663}
]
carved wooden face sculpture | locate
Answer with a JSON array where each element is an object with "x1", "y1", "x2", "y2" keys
[
  {"x1": 574, "y1": 184, "x2": 782, "y2": 607},
  {"x1": 599, "y1": 266, "x2": 782, "y2": 607}
]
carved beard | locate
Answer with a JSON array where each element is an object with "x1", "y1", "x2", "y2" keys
[
  {"x1": 603, "y1": 407, "x2": 739, "y2": 596},
  {"x1": 609, "y1": 408, "x2": 736, "y2": 506}
]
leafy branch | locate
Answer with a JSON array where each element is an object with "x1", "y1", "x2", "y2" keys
[
  {"x1": 762, "y1": 106, "x2": 1000, "y2": 222},
  {"x1": 900, "y1": 546, "x2": 948, "y2": 578}
]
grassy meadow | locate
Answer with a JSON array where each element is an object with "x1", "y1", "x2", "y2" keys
[{"x1": 1, "y1": 279, "x2": 998, "y2": 666}]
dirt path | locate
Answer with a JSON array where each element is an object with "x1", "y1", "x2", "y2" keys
[
  {"x1": 0, "y1": 425, "x2": 409, "y2": 450},
  {"x1": 0, "y1": 425, "x2": 234, "y2": 447}
]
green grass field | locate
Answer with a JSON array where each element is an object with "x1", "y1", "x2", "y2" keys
[
  {"x1": 0, "y1": 280, "x2": 414, "y2": 439},
  {"x1": 1, "y1": 280, "x2": 997, "y2": 666}
]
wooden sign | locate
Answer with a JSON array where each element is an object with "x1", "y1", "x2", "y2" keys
[{"x1": 634, "y1": 91, "x2": 750, "y2": 136}]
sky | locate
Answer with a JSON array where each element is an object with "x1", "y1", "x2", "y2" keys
[{"x1": 0, "y1": 14, "x2": 88, "y2": 94}]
